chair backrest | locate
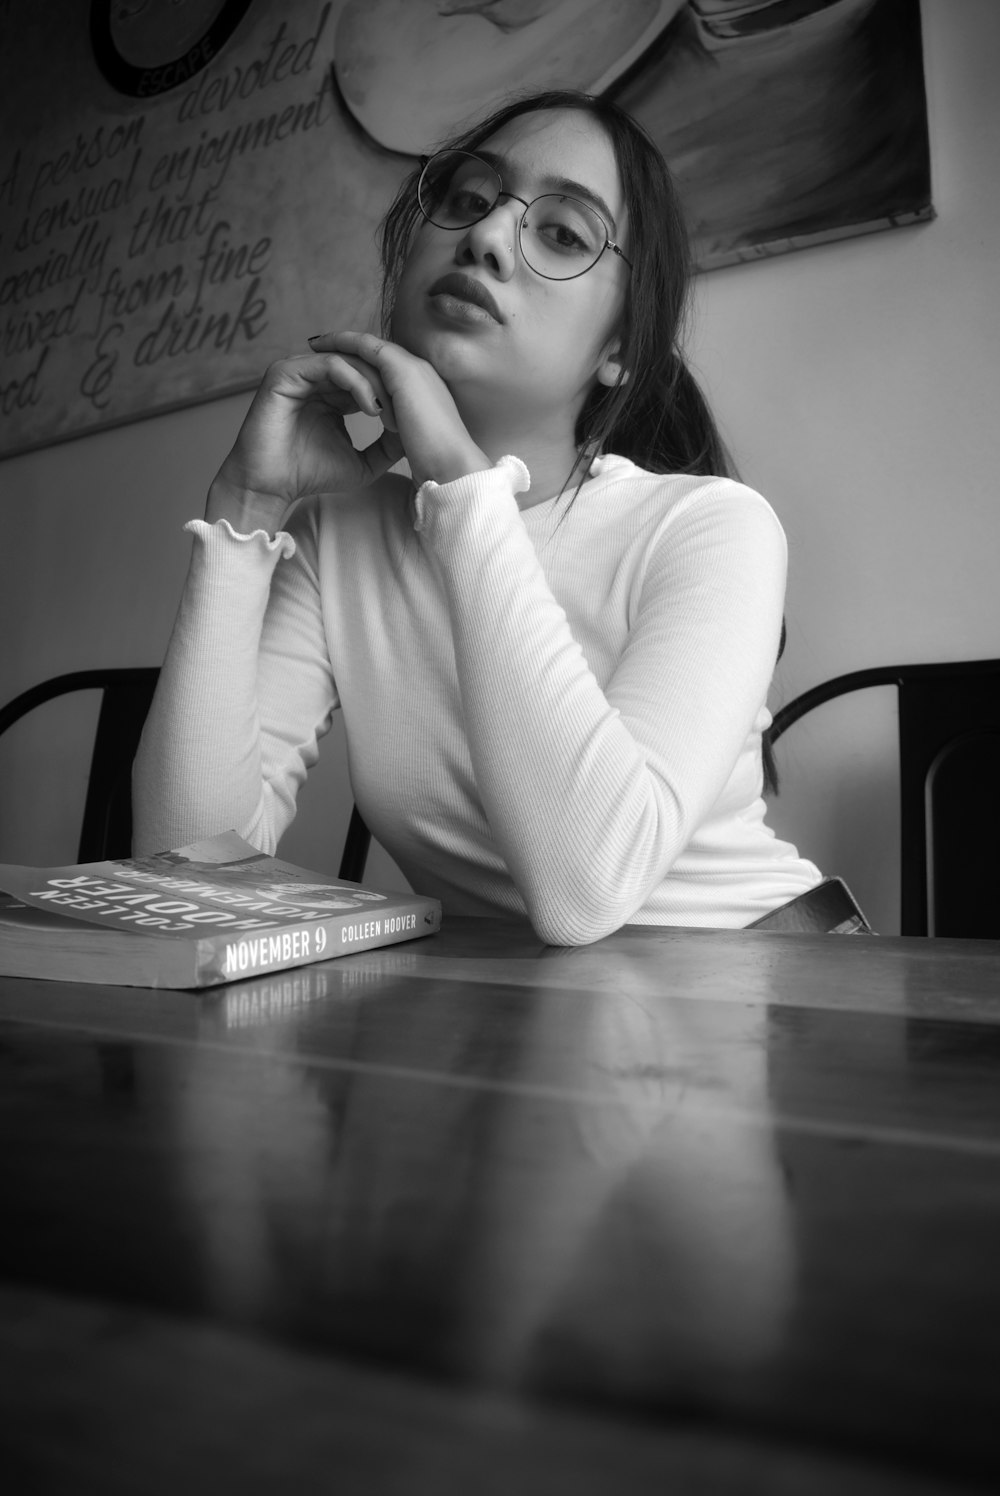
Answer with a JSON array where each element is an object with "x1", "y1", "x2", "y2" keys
[
  {"x1": 0, "y1": 668, "x2": 373, "y2": 879},
  {"x1": 0, "y1": 669, "x2": 161, "y2": 863},
  {"x1": 338, "y1": 805, "x2": 372, "y2": 884},
  {"x1": 770, "y1": 660, "x2": 1000, "y2": 938}
]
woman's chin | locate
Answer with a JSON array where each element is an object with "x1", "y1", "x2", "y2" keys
[{"x1": 395, "y1": 323, "x2": 483, "y2": 390}]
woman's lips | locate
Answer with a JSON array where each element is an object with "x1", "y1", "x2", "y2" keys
[{"x1": 429, "y1": 272, "x2": 502, "y2": 322}]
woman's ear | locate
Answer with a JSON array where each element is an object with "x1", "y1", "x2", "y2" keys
[{"x1": 596, "y1": 348, "x2": 628, "y2": 387}]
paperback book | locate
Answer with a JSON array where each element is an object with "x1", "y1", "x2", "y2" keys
[{"x1": 0, "y1": 831, "x2": 442, "y2": 990}]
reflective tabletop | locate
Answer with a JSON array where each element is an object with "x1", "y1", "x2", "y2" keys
[{"x1": 2, "y1": 919, "x2": 999, "y2": 1494}]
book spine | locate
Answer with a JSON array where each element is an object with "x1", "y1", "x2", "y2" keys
[{"x1": 195, "y1": 897, "x2": 442, "y2": 987}]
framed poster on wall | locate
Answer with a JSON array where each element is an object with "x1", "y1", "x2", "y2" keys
[{"x1": 0, "y1": 0, "x2": 931, "y2": 459}]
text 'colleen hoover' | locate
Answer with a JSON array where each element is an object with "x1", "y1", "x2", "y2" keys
[{"x1": 224, "y1": 914, "x2": 419, "y2": 974}]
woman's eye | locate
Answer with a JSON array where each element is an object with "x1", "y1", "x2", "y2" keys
[
  {"x1": 539, "y1": 220, "x2": 590, "y2": 254},
  {"x1": 449, "y1": 188, "x2": 491, "y2": 216},
  {"x1": 524, "y1": 197, "x2": 601, "y2": 256},
  {"x1": 556, "y1": 225, "x2": 587, "y2": 250}
]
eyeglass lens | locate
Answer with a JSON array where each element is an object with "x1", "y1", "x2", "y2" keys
[{"x1": 418, "y1": 151, "x2": 610, "y2": 280}]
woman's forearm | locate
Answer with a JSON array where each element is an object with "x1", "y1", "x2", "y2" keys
[{"x1": 131, "y1": 520, "x2": 298, "y2": 856}]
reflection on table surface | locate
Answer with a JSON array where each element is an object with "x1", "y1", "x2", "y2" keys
[{"x1": 2, "y1": 919, "x2": 999, "y2": 1494}]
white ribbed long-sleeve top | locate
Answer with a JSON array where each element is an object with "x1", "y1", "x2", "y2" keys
[{"x1": 133, "y1": 453, "x2": 821, "y2": 944}]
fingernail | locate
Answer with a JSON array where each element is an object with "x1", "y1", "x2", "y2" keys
[{"x1": 307, "y1": 334, "x2": 322, "y2": 346}]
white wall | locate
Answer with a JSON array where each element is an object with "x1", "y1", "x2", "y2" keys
[{"x1": 2, "y1": 0, "x2": 997, "y2": 929}]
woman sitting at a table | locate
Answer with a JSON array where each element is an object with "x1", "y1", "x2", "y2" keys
[{"x1": 133, "y1": 89, "x2": 861, "y2": 945}]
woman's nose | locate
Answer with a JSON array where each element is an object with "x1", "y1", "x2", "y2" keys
[{"x1": 455, "y1": 198, "x2": 522, "y2": 277}]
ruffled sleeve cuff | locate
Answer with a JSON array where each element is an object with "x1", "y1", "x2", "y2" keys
[
  {"x1": 412, "y1": 454, "x2": 530, "y2": 534},
  {"x1": 178, "y1": 518, "x2": 297, "y2": 628},
  {"x1": 184, "y1": 516, "x2": 297, "y2": 561}
]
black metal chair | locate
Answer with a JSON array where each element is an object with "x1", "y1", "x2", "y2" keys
[
  {"x1": 0, "y1": 669, "x2": 161, "y2": 863},
  {"x1": 0, "y1": 668, "x2": 372, "y2": 879},
  {"x1": 770, "y1": 660, "x2": 1000, "y2": 938}
]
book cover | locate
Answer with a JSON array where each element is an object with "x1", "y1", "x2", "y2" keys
[{"x1": 0, "y1": 831, "x2": 442, "y2": 990}]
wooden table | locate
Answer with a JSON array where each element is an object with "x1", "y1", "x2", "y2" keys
[{"x1": 1, "y1": 919, "x2": 998, "y2": 1494}]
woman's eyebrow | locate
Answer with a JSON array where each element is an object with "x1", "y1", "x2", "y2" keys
[{"x1": 476, "y1": 149, "x2": 619, "y2": 233}]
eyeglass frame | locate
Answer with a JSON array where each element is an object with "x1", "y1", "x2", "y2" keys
[{"x1": 416, "y1": 149, "x2": 633, "y2": 282}]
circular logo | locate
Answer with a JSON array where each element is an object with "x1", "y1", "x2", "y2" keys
[{"x1": 90, "y1": 0, "x2": 253, "y2": 98}]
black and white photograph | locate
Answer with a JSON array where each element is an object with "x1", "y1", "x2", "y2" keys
[{"x1": 1, "y1": 2, "x2": 997, "y2": 1492}]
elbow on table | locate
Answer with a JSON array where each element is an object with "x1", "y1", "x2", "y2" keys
[
  {"x1": 518, "y1": 819, "x2": 673, "y2": 947},
  {"x1": 522, "y1": 881, "x2": 642, "y2": 949},
  {"x1": 515, "y1": 794, "x2": 685, "y2": 945}
]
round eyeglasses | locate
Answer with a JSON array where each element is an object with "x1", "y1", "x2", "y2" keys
[{"x1": 417, "y1": 149, "x2": 632, "y2": 282}]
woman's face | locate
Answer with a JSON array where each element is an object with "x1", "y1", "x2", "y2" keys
[{"x1": 390, "y1": 108, "x2": 629, "y2": 435}]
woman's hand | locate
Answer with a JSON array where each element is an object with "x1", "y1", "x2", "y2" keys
[
  {"x1": 306, "y1": 331, "x2": 489, "y2": 490},
  {"x1": 206, "y1": 333, "x2": 489, "y2": 533},
  {"x1": 205, "y1": 345, "x2": 407, "y2": 533}
]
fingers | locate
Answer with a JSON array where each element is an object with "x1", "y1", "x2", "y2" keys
[
  {"x1": 294, "y1": 338, "x2": 406, "y2": 477},
  {"x1": 308, "y1": 331, "x2": 409, "y2": 389},
  {"x1": 308, "y1": 330, "x2": 395, "y2": 366},
  {"x1": 306, "y1": 330, "x2": 481, "y2": 490},
  {"x1": 261, "y1": 351, "x2": 369, "y2": 410},
  {"x1": 307, "y1": 330, "x2": 452, "y2": 438},
  {"x1": 303, "y1": 337, "x2": 396, "y2": 426},
  {"x1": 355, "y1": 427, "x2": 406, "y2": 485}
]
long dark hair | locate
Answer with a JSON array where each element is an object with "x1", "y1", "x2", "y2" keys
[{"x1": 378, "y1": 89, "x2": 783, "y2": 791}]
